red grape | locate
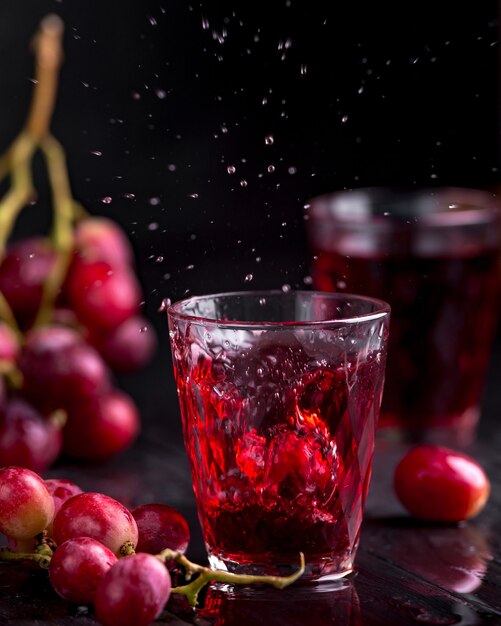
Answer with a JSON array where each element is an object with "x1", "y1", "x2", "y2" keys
[
  {"x1": 0, "y1": 322, "x2": 19, "y2": 363},
  {"x1": 0, "y1": 237, "x2": 55, "y2": 327},
  {"x1": 49, "y1": 537, "x2": 117, "y2": 604},
  {"x1": 90, "y1": 316, "x2": 156, "y2": 373},
  {"x1": 74, "y1": 217, "x2": 134, "y2": 269},
  {"x1": 394, "y1": 445, "x2": 491, "y2": 522},
  {"x1": 132, "y1": 503, "x2": 190, "y2": 557},
  {"x1": 0, "y1": 466, "x2": 54, "y2": 539},
  {"x1": 62, "y1": 389, "x2": 139, "y2": 462},
  {"x1": 52, "y1": 492, "x2": 138, "y2": 556},
  {"x1": 0, "y1": 397, "x2": 62, "y2": 472},
  {"x1": 20, "y1": 326, "x2": 110, "y2": 411},
  {"x1": 66, "y1": 259, "x2": 141, "y2": 330},
  {"x1": 44, "y1": 478, "x2": 83, "y2": 535},
  {"x1": 94, "y1": 553, "x2": 171, "y2": 626}
]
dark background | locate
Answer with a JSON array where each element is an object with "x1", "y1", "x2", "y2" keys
[{"x1": 0, "y1": 2, "x2": 500, "y2": 468}]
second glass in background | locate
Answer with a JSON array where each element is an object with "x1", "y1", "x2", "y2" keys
[{"x1": 306, "y1": 187, "x2": 501, "y2": 444}]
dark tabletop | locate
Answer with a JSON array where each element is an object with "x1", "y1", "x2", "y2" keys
[{"x1": 1, "y1": 331, "x2": 501, "y2": 626}]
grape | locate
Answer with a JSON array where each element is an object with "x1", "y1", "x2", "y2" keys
[
  {"x1": 20, "y1": 326, "x2": 110, "y2": 411},
  {"x1": 94, "y1": 553, "x2": 171, "y2": 626},
  {"x1": 62, "y1": 389, "x2": 139, "y2": 462},
  {"x1": 90, "y1": 316, "x2": 156, "y2": 374},
  {"x1": 0, "y1": 322, "x2": 19, "y2": 363},
  {"x1": 0, "y1": 466, "x2": 54, "y2": 539},
  {"x1": 74, "y1": 217, "x2": 134, "y2": 269},
  {"x1": 132, "y1": 503, "x2": 190, "y2": 558},
  {"x1": 0, "y1": 397, "x2": 62, "y2": 472},
  {"x1": 49, "y1": 537, "x2": 117, "y2": 604},
  {"x1": 0, "y1": 237, "x2": 55, "y2": 327},
  {"x1": 394, "y1": 445, "x2": 491, "y2": 522},
  {"x1": 52, "y1": 492, "x2": 138, "y2": 556},
  {"x1": 44, "y1": 478, "x2": 83, "y2": 535},
  {"x1": 66, "y1": 259, "x2": 141, "y2": 330}
]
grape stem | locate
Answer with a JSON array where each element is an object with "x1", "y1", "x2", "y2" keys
[
  {"x1": 157, "y1": 549, "x2": 306, "y2": 607},
  {"x1": 0, "y1": 547, "x2": 51, "y2": 570},
  {"x1": 0, "y1": 14, "x2": 79, "y2": 331}
]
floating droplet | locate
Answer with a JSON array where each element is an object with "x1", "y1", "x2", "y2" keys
[
  {"x1": 132, "y1": 92, "x2": 141, "y2": 100},
  {"x1": 148, "y1": 222, "x2": 159, "y2": 231},
  {"x1": 267, "y1": 165, "x2": 275, "y2": 173},
  {"x1": 341, "y1": 115, "x2": 348, "y2": 123},
  {"x1": 245, "y1": 273, "x2": 253, "y2": 282},
  {"x1": 240, "y1": 179, "x2": 248, "y2": 187},
  {"x1": 282, "y1": 284, "x2": 291, "y2": 293},
  {"x1": 101, "y1": 196, "x2": 112, "y2": 204},
  {"x1": 148, "y1": 15, "x2": 157, "y2": 26},
  {"x1": 140, "y1": 326, "x2": 149, "y2": 333},
  {"x1": 188, "y1": 193, "x2": 199, "y2": 198},
  {"x1": 186, "y1": 264, "x2": 194, "y2": 270},
  {"x1": 155, "y1": 89, "x2": 167, "y2": 99},
  {"x1": 90, "y1": 150, "x2": 102, "y2": 156},
  {"x1": 227, "y1": 165, "x2": 236, "y2": 174},
  {"x1": 303, "y1": 276, "x2": 313, "y2": 285},
  {"x1": 155, "y1": 256, "x2": 164, "y2": 263},
  {"x1": 288, "y1": 166, "x2": 297, "y2": 175},
  {"x1": 167, "y1": 164, "x2": 177, "y2": 171},
  {"x1": 202, "y1": 16, "x2": 210, "y2": 30},
  {"x1": 158, "y1": 298, "x2": 171, "y2": 312},
  {"x1": 300, "y1": 64, "x2": 307, "y2": 76},
  {"x1": 336, "y1": 280, "x2": 347, "y2": 289},
  {"x1": 265, "y1": 134, "x2": 274, "y2": 145},
  {"x1": 149, "y1": 197, "x2": 161, "y2": 206},
  {"x1": 259, "y1": 298, "x2": 266, "y2": 306},
  {"x1": 123, "y1": 193, "x2": 136, "y2": 199}
]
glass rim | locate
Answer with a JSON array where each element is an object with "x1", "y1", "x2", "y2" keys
[
  {"x1": 167, "y1": 290, "x2": 391, "y2": 329},
  {"x1": 307, "y1": 186, "x2": 501, "y2": 228}
]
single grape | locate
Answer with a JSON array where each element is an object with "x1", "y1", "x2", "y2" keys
[
  {"x1": 20, "y1": 325, "x2": 110, "y2": 411},
  {"x1": 62, "y1": 389, "x2": 140, "y2": 462},
  {"x1": 94, "y1": 553, "x2": 171, "y2": 626},
  {"x1": 0, "y1": 322, "x2": 20, "y2": 364},
  {"x1": 66, "y1": 259, "x2": 141, "y2": 330},
  {"x1": 0, "y1": 397, "x2": 62, "y2": 472},
  {"x1": 0, "y1": 237, "x2": 55, "y2": 327},
  {"x1": 89, "y1": 316, "x2": 156, "y2": 373},
  {"x1": 44, "y1": 478, "x2": 83, "y2": 536},
  {"x1": 74, "y1": 217, "x2": 134, "y2": 269},
  {"x1": 52, "y1": 492, "x2": 138, "y2": 556},
  {"x1": 49, "y1": 537, "x2": 117, "y2": 604},
  {"x1": 0, "y1": 466, "x2": 54, "y2": 539},
  {"x1": 394, "y1": 445, "x2": 491, "y2": 522},
  {"x1": 132, "y1": 503, "x2": 190, "y2": 558}
]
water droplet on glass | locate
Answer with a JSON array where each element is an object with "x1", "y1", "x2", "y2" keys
[
  {"x1": 148, "y1": 222, "x2": 159, "y2": 231},
  {"x1": 188, "y1": 193, "x2": 199, "y2": 198},
  {"x1": 245, "y1": 273, "x2": 253, "y2": 282},
  {"x1": 265, "y1": 134, "x2": 274, "y2": 145},
  {"x1": 149, "y1": 197, "x2": 161, "y2": 206},
  {"x1": 267, "y1": 164, "x2": 275, "y2": 173},
  {"x1": 123, "y1": 193, "x2": 135, "y2": 199},
  {"x1": 90, "y1": 150, "x2": 102, "y2": 156},
  {"x1": 259, "y1": 298, "x2": 266, "y2": 306},
  {"x1": 358, "y1": 86, "x2": 364, "y2": 94},
  {"x1": 341, "y1": 115, "x2": 348, "y2": 123},
  {"x1": 155, "y1": 256, "x2": 164, "y2": 263},
  {"x1": 284, "y1": 37, "x2": 292, "y2": 49},
  {"x1": 288, "y1": 166, "x2": 297, "y2": 175},
  {"x1": 148, "y1": 15, "x2": 157, "y2": 26},
  {"x1": 300, "y1": 63, "x2": 307, "y2": 76},
  {"x1": 101, "y1": 196, "x2": 112, "y2": 204},
  {"x1": 186, "y1": 264, "x2": 194, "y2": 270},
  {"x1": 240, "y1": 179, "x2": 248, "y2": 187},
  {"x1": 227, "y1": 165, "x2": 236, "y2": 174},
  {"x1": 202, "y1": 16, "x2": 210, "y2": 30},
  {"x1": 221, "y1": 125, "x2": 228, "y2": 134},
  {"x1": 282, "y1": 284, "x2": 291, "y2": 293}
]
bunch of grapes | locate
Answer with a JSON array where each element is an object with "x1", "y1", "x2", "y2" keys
[
  {"x1": 0, "y1": 216, "x2": 157, "y2": 471},
  {"x1": 0, "y1": 466, "x2": 303, "y2": 626}
]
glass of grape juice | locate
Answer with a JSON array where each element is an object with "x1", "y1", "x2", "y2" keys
[
  {"x1": 306, "y1": 187, "x2": 501, "y2": 445},
  {"x1": 168, "y1": 291, "x2": 390, "y2": 581}
]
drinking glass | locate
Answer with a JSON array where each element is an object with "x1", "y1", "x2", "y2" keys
[
  {"x1": 305, "y1": 187, "x2": 501, "y2": 444},
  {"x1": 168, "y1": 291, "x2": 390, "y2": 581}
]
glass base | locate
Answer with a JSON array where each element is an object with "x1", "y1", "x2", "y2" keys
[
  {"x1": 377, "y1": 406, "x2": 480, "y2": 448},
  {"x1": 207, "y1": 549, "x2": 355, "y2": 583}
]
